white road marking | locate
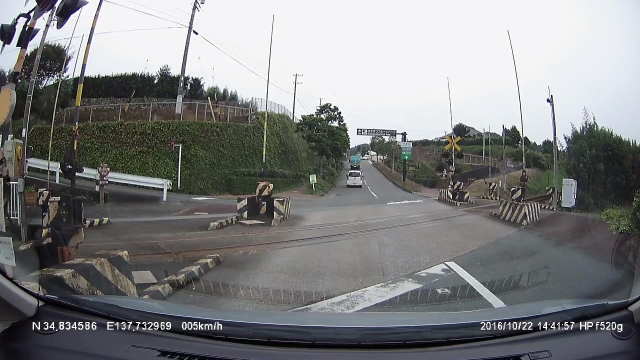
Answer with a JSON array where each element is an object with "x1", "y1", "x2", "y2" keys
[
  {"x1": 193, "y1": 212, "x2": 209, "y2": 215},
  {"x1": 415, "y1": 263, "x2": 451, "y2": 276},
  {"x1": 291, "y1": 278, "x2": 423, "y2": 313},
  {"x1": 386, "y1": 200, "x2": 423, "y2": 205},
  {"x1": 362, "y1": 178, "x2": 378, "y2": 199},
  {"x1": 192, "y1": 197, "x2": 217, "y2": 200},
  {"x1": 444, "y1": 261, "x2": 506, "y2": 308}
]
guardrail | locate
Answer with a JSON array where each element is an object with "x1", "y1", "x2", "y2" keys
[{"x1": 26, "y1": 158, "x2": 172, "y2": 201}]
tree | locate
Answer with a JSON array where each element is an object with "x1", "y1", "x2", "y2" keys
[
  {"x1": 206, "y1": 86, "x2": 220, "y2": 100},
  {"x1": 22, "y1": 43, "x2": 72, "y2": 88},
  {"x1": 541, "y1": 139, "x2": 554, "y2": 154},
  {"x1": 0, "y1": 68, "x2": 6, "y2": 87},
  {"x1": 221, "y1": 88, "x2": 229, "y2": 101},
  {"x1": 296, "y1": 103, "x2": 350, "y2": 169},
  {"x1": 154, "y1": 65, "x2": 178, "y2": 98},
  {"x1": 564, "y1": 110, "x2": 640, "y2": 210},
  {"x1": 186, "y1": 77, "x2": 205, "y2": 99},
  {"x1": 453, "y1": 123, "x2": 469, "y2": 138},
  {"x1": 505, "y1": 125, "x2": 521, "y2": 146},
  {"x1": 523, "y1": 136, "x2": 531, "y2": 147}
]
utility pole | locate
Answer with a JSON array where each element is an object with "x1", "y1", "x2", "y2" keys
[
  {"x1": 482, "y1": 128, "x2": 485, "y2": 165},
  {"x1": 292, "y1": 73, "x2": 302, "y2": 121},
  {"x1": 502, "y1": 124, "x2": 507, "y2": 193},
  {"x1": 261, "y1": 14, "x2": 275, "y2": 174},
  {"x1": 547, "y1": 88, "x2": 558, "y2": 209},
  {"x1": 401, "y1": 131, "x2": 407, "y2": 182},
  {"x1": 176, "y1": 0, "x2": 202, "y2": 117},
  {"x1": 507, "y1": 30, "x2": 526, "y2": 171},
  {"x1": 488, "y1": 124, "x2": 492, "y2": 178},
  {"x1": 319, "y1": 98, "x2": 322, "y2": 107},
  {"x1": 447, "y1": 77, "x2": 455, "y2": 173}
]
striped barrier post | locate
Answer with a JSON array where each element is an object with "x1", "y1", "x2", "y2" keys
[
  {"x1": 256, "y1": 181, "x2": 273, "y2": 197},
  {"x1": 510, "y1": 187, "x2": 524, "y2": 202},
  {"x1": 493, "y1": 200, "x2": 541, "y2": 226},
  {"x1": 481, "y1": 182, "x2": 498, "y2": 200},
  {"x1": 272, "y1": 197, "x2": 290, "y2": 226},
  {"x1": 237, "y1": 197, "x2": 248, "y2": 219},
  {"x1": 82, "y1": 217, "x2": 111, "y2": 228}
]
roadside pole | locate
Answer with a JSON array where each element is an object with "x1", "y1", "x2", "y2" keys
[
  {"x1": 23, "y1": 8, "x2": 56, "y2": 171},
  {"x1": 547, "y1": 88, "x2": 558, "y2": 208},
  {"x1": 488, "y1": 125, "x2": 492, "y2": 178},
  {"x1": 176, "y1": 0, "x2": 202, "y2": 118},
  {"x1": 70, "y1": 0, "x2": 104, "y2": 224},
  {"x1": 507, "y1": 30, "x2": 526, "y2": 171},
  {"x1": 292, "y1": 73, "x2": 302, "y2": 121},
  {"x1": 447, "y1": 77, "x2": 455, "y2": 173},
  {"x1": 502, "y1": 125, "x2": 507, "y2": 195},
  {"x1": 401, "y1": 132, "x2": 407, "y2": 182},
  {"x1": 261, "y1": 15, "x2": 275, "y2": 175},
  {"x1": 482, "y1": 128, "x2": 485, "y2": 165}
]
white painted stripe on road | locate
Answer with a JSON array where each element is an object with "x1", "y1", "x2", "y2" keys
[
  {"x1": 291, "y1": 278, "x2": 422, "y2": 313},
  {"x1": 362, "y1": 178, "x2": 378, "y2": 199},
  {"x1": 192, "y1": 197, "x2": 217, "y2": 200},
  {"x1": 386, "y1": 200, "x2": 423, "y2": 205},
  {"x1": 444, "y1": 261, "x2": 506, "y2": 308}
]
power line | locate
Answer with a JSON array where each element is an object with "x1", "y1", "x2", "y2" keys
[
  {"x1": 104, "y1": 0, "x2": 188, "y2": 27},
  {"x1": 0, "y1": 26, "x2": 182, "y2": 56}
]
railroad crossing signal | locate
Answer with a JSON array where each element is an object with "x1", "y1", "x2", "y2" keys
[{"x1": 444, "y1": 135, "x2": 462, "y2": 152}]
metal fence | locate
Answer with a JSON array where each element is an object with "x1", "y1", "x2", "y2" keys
[{"x1": 55, "y1": 98, "x2": 293, "y2": 125}]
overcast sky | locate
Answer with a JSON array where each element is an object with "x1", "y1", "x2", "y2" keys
[{"x1": 1, "y1": 0, "x2": 638, "y2": 145}]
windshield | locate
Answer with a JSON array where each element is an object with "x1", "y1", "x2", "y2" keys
[{"x1": 1, "y1": 0, "x2": 639, "y2": 343}]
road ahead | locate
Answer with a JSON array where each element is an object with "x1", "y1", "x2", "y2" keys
[{"x1": 74, "y1": 160, "x2": 636, "y2": 313}]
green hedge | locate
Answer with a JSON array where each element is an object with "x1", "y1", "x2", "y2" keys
[{"x1": 29, "y1": 113, "x2": 312, "y2": 194}]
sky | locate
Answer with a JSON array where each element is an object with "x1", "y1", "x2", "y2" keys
[{"x1": 1, "y1": 0, "x2": 639, "y2": 146}]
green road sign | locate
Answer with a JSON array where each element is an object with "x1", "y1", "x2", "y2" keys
[{"x1": 401, "y1": 152, "x2": 411, "y2": 160}]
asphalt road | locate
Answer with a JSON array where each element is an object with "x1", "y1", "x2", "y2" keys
[{"x1": 61, "y1": 159, "x2": 636, "y2": 313}]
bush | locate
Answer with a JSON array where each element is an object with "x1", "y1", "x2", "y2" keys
[
  {"x1": 602, "y1": 207, "x2": 635, "y2": 234},
  {"x1": 412, "y1": 162, "x2": 440, "y2": 188},
  {"x1": 29, "y1": 114, "x2": 312, "y2": 195}
]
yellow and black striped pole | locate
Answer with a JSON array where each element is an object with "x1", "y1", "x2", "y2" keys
[{"x1": 70, "y1": 0, "x2": 103, "y2": 189}]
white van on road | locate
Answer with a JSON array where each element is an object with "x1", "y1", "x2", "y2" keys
[{"x1": 346, "y1": 170, "x2": 363, "y2": 188}]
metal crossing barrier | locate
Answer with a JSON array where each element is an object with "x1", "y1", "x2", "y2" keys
[
  {"x1": 437, "y1": 180, "x2": 474, "y2": 206},
  {"x1": 492, "y1": 200, "x2": 541, "y2": 226},
  {"x1": 27, "y1": 158, "x2": 172, "y2": 201}
]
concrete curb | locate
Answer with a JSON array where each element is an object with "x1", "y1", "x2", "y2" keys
[
  {"x1": 141, "y1": 254, "x2": 222, "y2": 300},
  {"x1": 207, "y1": 215, "x2": 239, "y2": 231}
]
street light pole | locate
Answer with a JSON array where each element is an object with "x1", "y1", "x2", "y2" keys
[
  {"x1": 176, "y1": 0, "x2": 201, "y2": 118},
  {"x1": 507, "y1": 30, "x2": 526, "y2": 171},
  {"x1": 547, "y1": 87, "x2": 558, "y2": 209}
]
